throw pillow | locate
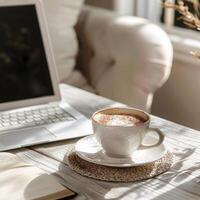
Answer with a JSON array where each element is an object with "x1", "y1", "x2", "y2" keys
[{"x1": 42, "y1": 0, "x2": 84, "y2": 82}]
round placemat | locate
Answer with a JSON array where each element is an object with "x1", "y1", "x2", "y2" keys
[{"x1": 68, "y1": 150, "x2": 173, "y2": 182}]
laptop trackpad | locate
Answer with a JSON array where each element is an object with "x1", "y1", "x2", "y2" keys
[{"x1": 0, "y1": 128, "x2": 56, "y2": 151}]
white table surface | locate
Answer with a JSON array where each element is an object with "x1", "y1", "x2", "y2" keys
[{"x1": 10, "y1": 84, "x2": 200, "y2": 200}]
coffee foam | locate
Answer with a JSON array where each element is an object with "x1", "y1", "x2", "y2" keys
[{"x1": 94, "y1": 113, "x2": 143, "y2": 127}]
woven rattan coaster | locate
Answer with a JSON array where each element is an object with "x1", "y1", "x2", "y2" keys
[{"x1": 68, "y1": 150, "x2": 173, "y2": 182}]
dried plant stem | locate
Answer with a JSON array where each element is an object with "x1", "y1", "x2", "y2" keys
[
  {"x1": 190, "y1": 51, "x2": 200, "y2": 59},
  {"x1": 163, "y1": 1, "x2": 200, "y2": 30},
  {"x1": 163, "y1": 0, "x2": 200, "y2": 60}
]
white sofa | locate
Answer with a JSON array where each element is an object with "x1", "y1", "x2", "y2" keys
[{"x1": 71, "y1": 6, "x2": 173, "y2": 112}]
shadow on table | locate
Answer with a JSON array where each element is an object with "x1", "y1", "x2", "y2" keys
[{"x1": 57, "y1": 144, "x2": 200, "y2": 200}]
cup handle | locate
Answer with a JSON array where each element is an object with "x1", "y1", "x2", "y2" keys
[{"x1": 140, "y1": 128, "x2": 165, "y2": 149}]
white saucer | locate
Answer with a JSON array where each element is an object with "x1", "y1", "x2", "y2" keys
[{"x1": 75, "y1": 135, "x2": 167, "y2": 167}]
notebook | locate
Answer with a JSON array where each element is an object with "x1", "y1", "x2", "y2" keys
[{"x1": 0, "y1": 153, "x2": 75, "y2": 200}]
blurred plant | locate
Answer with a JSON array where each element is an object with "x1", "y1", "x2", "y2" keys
[{"x1": 163, "y1": 0, "x2": 200, "y2": 59}]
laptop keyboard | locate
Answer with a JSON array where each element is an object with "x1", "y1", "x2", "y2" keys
[{"x1": 0, "y1": 105, "x2": 75, "y2": 131}]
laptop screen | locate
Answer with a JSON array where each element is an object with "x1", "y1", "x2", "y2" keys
[{"x1": 0, "y1": 5, "x2": 54, "y2": 104}]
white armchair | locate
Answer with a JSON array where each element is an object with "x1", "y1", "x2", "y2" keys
[{"x1": 74, "y1": 6, "x2": 173, "y2": 111}]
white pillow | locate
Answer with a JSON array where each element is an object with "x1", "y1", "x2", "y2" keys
[{"x1": 42, "y1": 0, "x2": 84, "y2": 82}]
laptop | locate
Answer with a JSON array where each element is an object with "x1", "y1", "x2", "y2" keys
[{"x1": 0, "y1": 0, "x2": 93, "y2": 151}]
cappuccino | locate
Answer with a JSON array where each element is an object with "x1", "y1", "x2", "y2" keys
[
  {"x1": 94, "y1": 113, "x2": 145, "y2": 127},
  {"x1": 92, "y1": 107, "x2": 164, "y2": 157}
]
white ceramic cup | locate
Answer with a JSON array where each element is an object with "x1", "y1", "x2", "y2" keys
[{"x1": 92, "y1": 107, "x2": 165, "y2": 158}]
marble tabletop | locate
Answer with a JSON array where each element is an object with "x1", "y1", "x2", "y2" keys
[{"x1": 11, "y1": 84, "x2": 200, "y2": 200}]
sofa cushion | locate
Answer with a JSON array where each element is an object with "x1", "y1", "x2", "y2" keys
[
  {"x1": 64, "y1": 70, "x2": 96, "y2": 93},
  {"x1": 42, "y1": 0, "x2": 84, "y2": 82}
]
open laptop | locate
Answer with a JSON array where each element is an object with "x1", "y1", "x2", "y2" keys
[{"x1": 0, "y1": 0, "x2": 93, "y2": 151}]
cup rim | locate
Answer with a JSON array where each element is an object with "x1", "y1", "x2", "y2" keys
[{"x1": 91, "y1": 107, "x2": 150, "y2": 128}]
